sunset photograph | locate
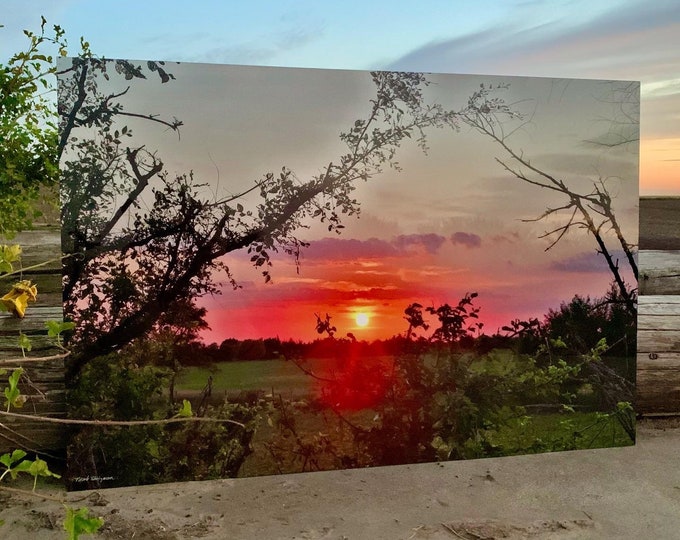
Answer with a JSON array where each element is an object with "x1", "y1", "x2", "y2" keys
[{"x1": 55, "y1": 57, "x2": 638, "y2": 487}]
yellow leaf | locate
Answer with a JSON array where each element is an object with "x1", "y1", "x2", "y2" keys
[{"x1": 1, "y1": 280, "x2": 38, "y2": 318}]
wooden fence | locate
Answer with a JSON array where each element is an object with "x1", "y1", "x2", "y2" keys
[{"x1": 638, "y1": 197, "x2": 680, "y2": 414}]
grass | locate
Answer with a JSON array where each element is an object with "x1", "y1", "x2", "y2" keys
[
  {"x1": 177, "y1": 359, "x2": 310, "y2": 395},
  {"x1": 484, "y1": 411, "x2": 634, "y2": 455},
  {"x1": 176, "y1": 357, "x2": 391, "y2": 397}
]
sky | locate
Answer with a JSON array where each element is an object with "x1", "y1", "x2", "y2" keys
[
  {"x1": 57, "y1": 60, "x2": 638, "y2": 343},
  {"x1": 2, "y1": 0, "x2": 678, "y2": 194},
  {"x1": 2, "y1": 1, "x2": 665, "y2": 342}
]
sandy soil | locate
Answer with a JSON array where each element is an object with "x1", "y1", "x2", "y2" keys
[{"x1": 1, "y1": 418, "x2": 679, "y2": 540}]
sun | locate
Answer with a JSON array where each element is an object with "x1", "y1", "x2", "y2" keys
[{"x1": 355, "y1": 312, "x2": 370, "y2": 328}]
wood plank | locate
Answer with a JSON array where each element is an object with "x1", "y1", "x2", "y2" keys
[
  {"x1": 637, "y1": 367, "x2": 680, "y2": 413},
  {"x1": 638, "y1": 330, "x2": 680, "y2": 352},
  {"x1": 640, "y1": 197, "x2": 680, "y2": 250},
  {"x1": 640, "y1": 277, "x2": 680, "y2": 296},
  {"x1": 639, "y1": 250, "x2": 680, "y2": 294},
  {"x1": 639, "y1": 296, "x2": 680, "y2": 305},
  {"x1": 637, "y1": 352, "x2": 680, "y2": 369},
  {"x1": 638, "y1": 315, "x2": 680, "y2": 330},
  {"x1": 0, "y1": 306, "x2": 65, "y2": 335},
  {"x1": 639, "y1": 250, "x2": 680, "y2": 271}
]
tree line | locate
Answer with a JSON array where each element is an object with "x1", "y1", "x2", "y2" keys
[{"x1": 177, "y1": 286, "x2": 635, "y2": 367}]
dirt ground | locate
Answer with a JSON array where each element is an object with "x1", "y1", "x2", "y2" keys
[{"x1": 1, "y1": 418, "x2": 679, "y2": 540}]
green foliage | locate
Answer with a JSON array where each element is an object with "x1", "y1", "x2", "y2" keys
[
  {"x1": 161, "y1": 402, "x2": 258, "y2": 482},
  {"x1": 0, "y1": 244, "x2": 22, "y2": 274},
  {"x1": 544, "y1": 285, "x2": 636, "y2": 358},
  {"x1": 0, "y1": 449, "x2": 61, "y2": 487},
  {"x1": 0, "y1": 449, "x2": 31, "y2": 481},
  {"x1": 1, "y1": 18, "x2": 103, "y2": 539},
  {"x1": 69, "y1": 353, "x2": 172, "y2": 422},
  {"x1": 4, "y1": 367, "x2": 26, "y2": 411},
  {"x1": 63, "y1": 506, "x2": 104, "y2": 540},
  {"x1": 18, "y1": 332, "x2": 32, "y2": 355},
  {"x1": 465, "y1": 409, "x2": 633, "y2": 457},
  {"x1": 67, "y1": 353, "x2": 172, "y2": 485},
  {"x1": 264, "y1": 293, "x2": 635, "y2": 474},
  {"x1": 1, "y1": 448, "x2": 101, "y2": 539},
  {"x1": 0, "y1": 18, "x2": 67, "y2": 235},
  {"x1": 175, "y1": 398, "x2": 193, "y2": 417},
  {"x1": 67, "y1": 349, "x2": 259, "y2": 488},
  {"x1": 45, "y1": 320, "x2": 76, "y2": 347}
]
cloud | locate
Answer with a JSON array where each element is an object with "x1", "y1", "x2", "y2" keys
[
  {"x1": 393, "y1": 233, "x2": 446, "y2": 254},
  {"x1": 549, "y1": 250, "x2": 628, "y2": 273},
  {"x1": 451, "y1": 232, "x2": 482, "y2": 248},
  {"x1": 179, "y1": 26, "x2": 321, "y2": 64},
  {"x1": 492, "y1": 232, "x2": 521, "y2": 244},
  {"x1": 303, "y1": 233, "x2": 449, "y2": 261},
  {"x1": 388, "y1": 0, "x2": 680, "y2": 87},
  {"x1": 303, "y1": 237, "x2": 400, "y2": 261}
]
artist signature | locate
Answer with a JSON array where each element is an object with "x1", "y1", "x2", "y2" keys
[{"x1": 71, "y1": 476, "x2": 116, "y2": 483}]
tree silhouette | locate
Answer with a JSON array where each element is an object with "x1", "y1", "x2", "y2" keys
[
  {"x1": 459, "y1": 82, "x2": 638, "y2": 316},
  {"x1": 58, "y1": 59, "x2": 479, "y2": 376}
]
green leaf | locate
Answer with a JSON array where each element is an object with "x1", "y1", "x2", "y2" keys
[
  {"x1": 0, "y1": 449, "x2": 27, "y2": 468},
  {"x1": 18, "y1": 332, "x2": 32, "y2": 352},
  {"x1": 45, "y1": 320, "x2": 75, "y2": 337},
  {"x1": 63, "y1": 506, "x2": 104, "y2": 540},
  {"x1": 4, "y1": 368, "x2": 24, "y2": 410},
  {"x1": 11, "y1": 459, "x2": 33, "y2": 480},
  {"x1": 28, "y1": 456, "x2": 61, "y2": 480},
  {"x1": 177, "y1": 399, "x2": 192, "y2": 418}
]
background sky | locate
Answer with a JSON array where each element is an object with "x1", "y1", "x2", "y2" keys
[
  {"x1": 3, "y1": 2, "x2": 659, "y2": 342},
  {"x1": 3, "y1": 0, "x2": 678, "y2": 194}
]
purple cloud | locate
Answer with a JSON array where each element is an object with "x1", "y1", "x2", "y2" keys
[
  {"x1": 393, "y1": 233, "x2": 446, "y2": 254},
  {"x1": 451, "y1": 232, "x2": 482, "y2": 249},
  {"x1": 549, "y1": 250, "x2": 628, "y2": 273},
  {"x1": 303, "y1": 237, "x2": 399, "y2": 261}
]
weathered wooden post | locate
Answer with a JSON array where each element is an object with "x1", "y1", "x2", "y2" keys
[
  {"x1": 0, "y1": 227, "x2": 67, "y2": 453},
  {"x1": 637, "y1": 197, "x2": 680, "y2": 414}
]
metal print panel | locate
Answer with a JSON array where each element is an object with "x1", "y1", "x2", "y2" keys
[{"x1": 57, "y1": 58, "x2": 638, "y2": 489}]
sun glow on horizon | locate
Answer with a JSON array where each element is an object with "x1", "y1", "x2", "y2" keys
[{"x1": 355, "y1": 312, "x2": 370, "y2": 328}]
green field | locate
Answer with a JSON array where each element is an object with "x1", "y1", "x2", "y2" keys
[
  {"x1": 176, "y1": 357, "x2": 633, "y2": 477},
  {"x1": 176, "y1": 358, "x2": 338, "y2": 397}
]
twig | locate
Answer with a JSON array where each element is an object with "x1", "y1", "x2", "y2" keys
[
  {"x1": 0, "y1": 254, "x2": 76, "y2": 280},
  {"x1": 0, "y1": 410, "x2": 245, "y2": 428},
  {"x1": 441, "y1": 522, "x2": 468, "y2": 539},
  {"x1": 0, "y1": 484, "x2": 65, "y2": 504},
  {"x1": 1, "y1": 482, "x2": 98, "y2": 504},
  {"x1": 0, "y1": 352, "x2": 70, "y2": 366}
]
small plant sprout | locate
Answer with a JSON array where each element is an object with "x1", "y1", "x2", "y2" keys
[
  {"x1": 63, "y1": 506, "x2": 104, "y2": 540},
  {"x1": 45, "y1": 320, "x2": 76, "y2": 348},
  {"x1": 18, "y1": 332, "x2": 32, "y2": 357},
  {"x1": 175, "y1": 399, "x2": 193, "y2": 418},
  {"x1": 4, "y1": 367, "x2": 27, "y2": 411}
]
